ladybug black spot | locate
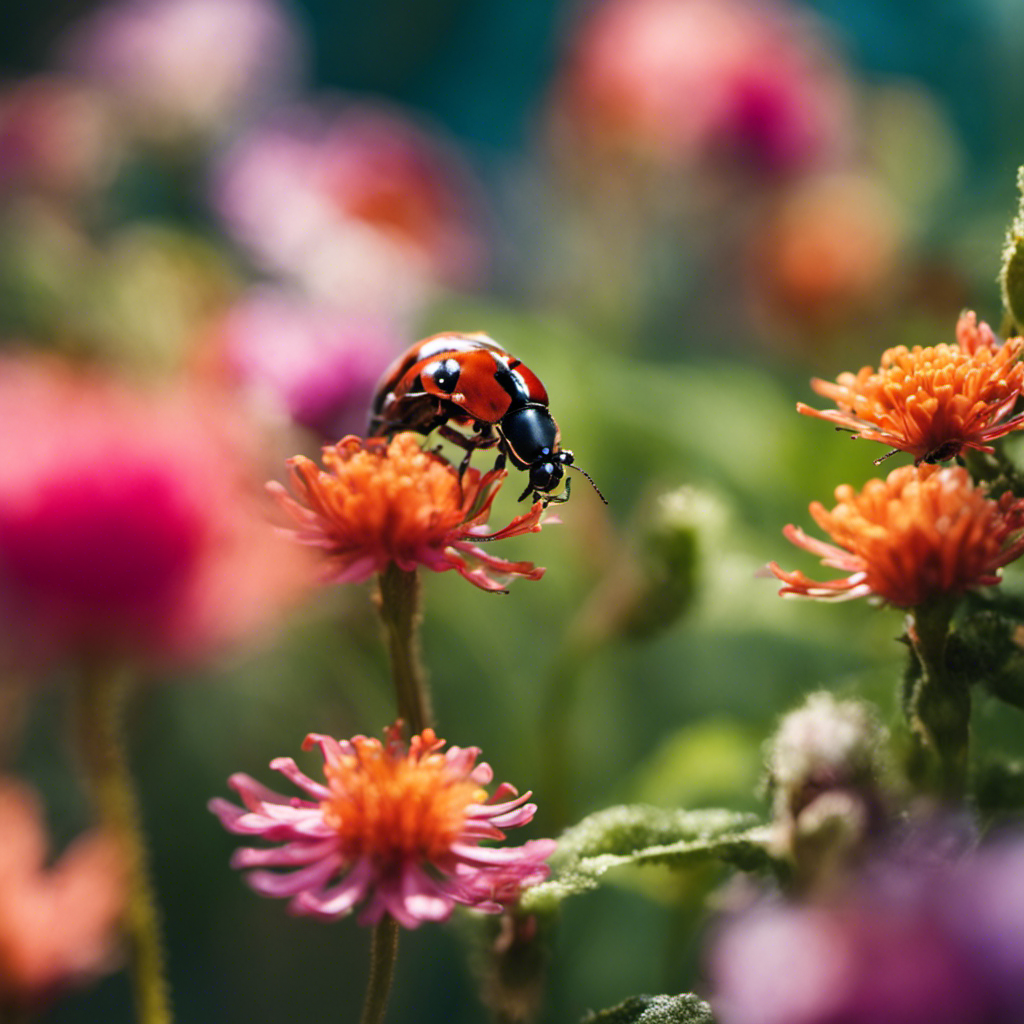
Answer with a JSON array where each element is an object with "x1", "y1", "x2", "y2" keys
[{"x1": 428, "y1": 359, "x2": 461, "y2": 394}]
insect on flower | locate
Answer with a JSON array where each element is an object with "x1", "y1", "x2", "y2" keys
[{"x1": 368, "y1": 332, "x2": 606, "y2": 506}]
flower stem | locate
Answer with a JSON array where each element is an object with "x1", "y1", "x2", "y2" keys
[
  {"x1": 376, "y1": 564, "x2": 432, "y2": 734},
  {"x1": 360, "y1": 917, "x2": 400, "y2": 1024},
  {"x1": 904, "y1": 600, "x2": 969, "y2": 801},
  {"x1": 74, "y1": 658, "x2": 173, "y2": 1024}
]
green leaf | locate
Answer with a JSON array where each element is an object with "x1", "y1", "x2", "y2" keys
[
  {"x1": 1001, "y1": 166, "x2": 1024, "y2": 332},
  {"x1": 520, "y1": 805, "x2": 774, "y2": 914},
  {"x1": 580, "y1": 993, "x2": 717, "y2": 1024}
]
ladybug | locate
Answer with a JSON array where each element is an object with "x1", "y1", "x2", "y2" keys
[{"x1": 368, "y1": 332, "x2": 605, "y2": 505}]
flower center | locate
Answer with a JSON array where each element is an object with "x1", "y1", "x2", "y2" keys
[{"x1": 321, "y1": 731, "x2": 484, "y2": 865}]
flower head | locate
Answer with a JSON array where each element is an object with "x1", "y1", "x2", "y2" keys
[
  {"x1": 209, "y1": 725, "x2": 555, "y2": 928},
  {"x1": 59, "y1": 0, "x2": 303, "y2": 142},
  {"x1": 767, "y1": 464, "x2": 1024, "y2": 608},
  {"x1": 0, "y1": 357, "x2": 310, "y2": 669},
  {"x1": 210, "y1": 102, "x2": 486, "y2": 315},
  {"x1": 0, "y1": 779, "x2": 126, "y2": 1010},
  {"x1": 798, "y1": 312, "x2": 1024, "y2": 464},
  {"x1": 205, "y1": 285, "x2": 404, "y2": 439},
  {"x1": 552, "y1": 0, "x2": 853, "y2": 177},
  {"x1": 708, "y1": 828, "x2": 1024, "y2": 1024},
  {"x1": 268, "y1": 433, "x2": 547, "y2": 592}
]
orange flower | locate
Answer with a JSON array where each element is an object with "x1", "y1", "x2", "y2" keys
[
  {"x1": 0, "y1": 779, "x2": 126, "y2": 1009},
  {"x1": 797, "y1": 312, "x2": 1024, "y2": 464},
  {"x1": 767, "y1": 464, "x2": 1024, "y2": 608},
  {"x1": 267, "y1": 433, "x2": 547, "y2": 592}
]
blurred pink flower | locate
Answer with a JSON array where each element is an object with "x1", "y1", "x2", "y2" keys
[
  {"x1": 0, "y1": 778, "x2": 126, "y2": 1010},
  {"x1": 553, "y1": 0, "x2": 853, "y2": 177},
  {"x1": 210, "y1": 102, "x2": 488, "y2": 313},
  {"x1": 0, "y1": 76, "x2": 119, "y2": 200},
  {"x1": 0, "y1": 356, "x2": 310, "y2": 669},
  {"x1": 206, "y1": 285, "x2": 405, "y2": 439},
  {"x1": 59, "y1": 0, "x2": 303, "y2": 141},
  {"x1": 210, "y1": 724, "x2": 555, "y2": 928}
]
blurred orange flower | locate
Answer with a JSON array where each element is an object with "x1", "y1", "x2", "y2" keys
[
  {"x1": 767, "y1": 464, "x2": 1024, "y2": 608},
  {"x1": 268, "y1": 433, "x2": 547, "y2": 592},
  {"x1": 0, "y1": 779, "x2": 126, "y2": 1009},
  {"x1": 0, "y1": 357, "x2": 310, "y2": 669},
  {"x1": 798, "y1": 312, "x2": 1024, "y2": 464}
]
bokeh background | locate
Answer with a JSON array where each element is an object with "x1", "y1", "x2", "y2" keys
[{"x1": 4, "y1": 0, "x2": 1024, "y2": 1021}]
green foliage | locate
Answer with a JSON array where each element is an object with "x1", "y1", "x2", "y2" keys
[
  {"x1": 580, "y1": 993, "x2": 717, "y2": 1024},
  {"x1": 520, "y1": 805, "x2": 774, "y2": 914},
  {"x1": 1001, "y1": 166, "x2": 1024, "y2": 333}
]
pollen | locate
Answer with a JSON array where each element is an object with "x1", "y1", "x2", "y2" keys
[{"x1": 319, "y1": 730, "x2": 485, "y2": 864}]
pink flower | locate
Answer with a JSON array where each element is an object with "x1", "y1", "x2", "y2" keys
[
  {"x1": 553, "y1": 0, "x2": 853, "y2": 176},
  {"x1": 0, "y1": 356, "x2": 310, "y2": 668},
  {"x1": 210, "y1": 102, "x2": 487, "y2": 313},
  {"x1": 59, "y1": 0, "x2": 303, "y2": 141},
  {"x1": 205, "y1": 285, "x2": 405, "y2": 439},
  {"x1": 0, "y1": 778, "x2": 126, "y2": 1009},
  {"x1": 209, "y1": 725, "x2": 555, "y2": 928}
]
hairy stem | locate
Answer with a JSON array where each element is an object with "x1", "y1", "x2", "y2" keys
[
  {"x1": 360, "y1": 917, "x2": 400, "y2": 1024},
  {"x1": 75, "y1": 658, "x2": 173, "y2": 1024},
  {"x1": 905, "y1": 600, "x2": 968, "y2": 801},
  {"x1": 376, "y1": 565, "x2": 432, "y2": 734}
]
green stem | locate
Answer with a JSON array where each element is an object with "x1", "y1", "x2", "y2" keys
[
  {"x1": 376, "y1": 565, "x2": 432, "y2": 734},
  {"x1": 905, "y1": 600, "x2": 969, "y2": 801},
  {"x1": 74, "y1": 658, "x2": 173, "y2": 1024},
  {"x1": 360, "y1": 917, "x2": 400, "y2": 1024}
]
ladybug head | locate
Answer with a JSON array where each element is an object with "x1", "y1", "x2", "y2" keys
[
  {"x1": 517, "y1": 450, "x2": 608, "y2": 507},
  {"x1": 519, "y1": 450, "x2": 573, "y2": 503}
]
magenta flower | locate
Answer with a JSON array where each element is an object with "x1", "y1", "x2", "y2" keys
[
  {"x1": 553, "y1": 0, "x2": 853, "y2": 176},
  {"x1": 0, "y1": 357, "x2": 310, "y2": 669},
  {"x1": 209, "y1": 725, "x2": 555, "y2": 928}
]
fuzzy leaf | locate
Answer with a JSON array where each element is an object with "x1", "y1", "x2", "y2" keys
[
  {"x1": 520, "y1": 805, "x2": 773, "y2": 914},
  {"x1": 1001, "y1": 166, "x2": 1024, "y2": 331},
  {"x1": 581, "y1": 993, "x2": 717, "y2": 1024}
]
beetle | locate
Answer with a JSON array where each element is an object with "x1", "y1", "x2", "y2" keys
[{"x1": 368, "y1": 332, "x2": 605, "y2": 505}]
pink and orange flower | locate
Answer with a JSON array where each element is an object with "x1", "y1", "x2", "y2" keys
[
  {"x1": 798, "y1": 312, "x2": 1024, "y2": 464},
  {"x1": 0, "y1": 779, "x2": 126, "y2": 1009},
  {"x1": 767, "y1": 464, "x2": 1024, "y2": 608},
  {"x1": 209, "y1": 724, "x2": 555, "y2": 928},
  {"x1": 268, "y1": 433, "x2": 548, "y2": 592}
]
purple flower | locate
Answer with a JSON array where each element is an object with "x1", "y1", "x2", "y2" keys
[
  {"x1": 210, "y1": 286, "x2": 404, "y2": 439},
  {"x1": 210, "y1": 726, "x2": 555, "y2": 928},
  {"x1": 708, "y1": 830, "x2": 1024, "y2": 1024}
]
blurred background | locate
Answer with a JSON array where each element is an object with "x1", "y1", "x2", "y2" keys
[{"x1": 3, "y1": 0, "x2": 1024, "y2": 1021}]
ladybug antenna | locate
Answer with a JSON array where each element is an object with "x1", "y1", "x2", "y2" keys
[{"x1": 568, "y1": 462, "x2": 608, "y2": 504}]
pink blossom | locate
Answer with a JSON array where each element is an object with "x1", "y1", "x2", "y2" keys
[
  {"x1": 59, "y1": 0, "x2": 303, "y2": 141},
  {"x1": 209, "y1": 725, "x2": 555, "y2": 928},
  {"x1": 210, "y1": 102, "x2": 487, "y2": 313},
  {"x1": 553, "y1": 0, "x2": 853, "y2": 176},
  {"x1": 0, "y1": 356, "x2": 310, "y2": 669}
]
